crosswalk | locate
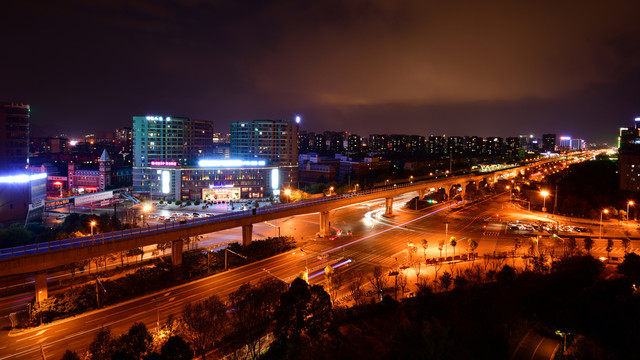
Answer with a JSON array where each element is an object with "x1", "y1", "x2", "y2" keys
[{"x1": 482, "y1": 231, "x2": 501, "y2": 237}]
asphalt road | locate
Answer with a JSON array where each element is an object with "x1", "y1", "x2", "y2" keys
[{"x1": 0, "y1": 192, "x2": 632, "y2": 358}]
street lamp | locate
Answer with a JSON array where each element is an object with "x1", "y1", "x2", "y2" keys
[
  {"x1": 627, "y1": 201, "x2": 635, "y2": 223},
  {"x1": 506, "y1": 185, "x2": 511, "y2": 202},
  {"x1": 329, "y1": 186, "x2": 334, "y2": 196},
  {"x1": 409, "y1": 175, "x2": 414, "y2": 183},
  {"x1": 600, "y1": 209, "x2": 609, "y2": 239},
  {"x1": 142, "y1": 203, "x2": 152, "y2": 226},
  {"x1": 90, "y1": 220, "x2": 96, "y2": 236},
  {"x1": 284, "y1": 188, "x2": 291, "y2": 203},
  {"x1": 540, "y1": 190, "x2": 550, "y2": 213}
]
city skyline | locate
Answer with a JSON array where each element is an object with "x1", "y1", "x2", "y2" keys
[{"x1": 3, "y1": 1, "x2": 639, "y2": 142}]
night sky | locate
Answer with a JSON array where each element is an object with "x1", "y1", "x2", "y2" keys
[{"x1": 2, "y1": 0, "x2": 640, "y2": 143}]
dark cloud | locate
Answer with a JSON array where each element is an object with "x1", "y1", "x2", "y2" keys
[{"x1": 1, "y1": 0, "x2": 639, "y2": 142}]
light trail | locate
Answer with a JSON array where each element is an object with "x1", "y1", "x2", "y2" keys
[{"x1": 323, "y1": 202, "x2": 461, "y2": 255}]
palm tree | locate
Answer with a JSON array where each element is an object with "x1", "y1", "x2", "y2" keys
[
  {"x1": 468, "y1": 238, "x2": 478, "y2": 264},
  {"x1": 606, "y1": 238, "x2": 614, "y2": 262},
  {"x1": 584, "y1": 237, "x2": 594, "y2": 255},
  {"x1": 438, "y1": 238, "x2": 445, "y2": 257},
  {"x1": 449, "y1": 237, "x2": 457, "y2": 255}
]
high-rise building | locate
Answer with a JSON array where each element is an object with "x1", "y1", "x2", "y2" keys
[
  {"x1": 347, "y1": 134, "x2": 362, "y2": 153},
  {"x1": 0, "y1": 102, "x2": 29, "y2": 171},
  {"x1": 230, "y1": 119, "x2": 299, "y2": 165},
  {"x1": 542, "y1": 134, "x2": 556, "y2": 152},
  {"x1": 314, "y1": 133, "x2": 327, "y2": 153},
  {"x1": 464, "y1": 136, "x2": 482, "y2": 157},
  {"x1": 505, "y1": 137, "x2": 521, "y2": 157},
  {"x1": 619, "y1": 118, "x2": 640, "y2": 192},
  {"x1": 427, "y1": 136, "x2": 445, "y2": 157},
  {"x1": 446, "y1": 136, "x2": 464, "y2": 158},
  {"x1": 0, "y1": 102, "x2": 46, "y2": 225},
  {"x1": 190, "y1": 119, "x2": 214, "y2": 161},
  {"x1": 132, "y1": 115, "x2": 213, "y2": 194},
  {"x1": 368, "y1": 134, "x2": 388, "y2": 153},
  {"x1": 298, "y1": 131, "x2": 313, "y2": 154}
]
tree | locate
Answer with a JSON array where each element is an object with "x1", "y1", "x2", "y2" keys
[
  {"x1": 157, "y1": 242, "x2": 171, "y2": 256},
  {"x1": 324, "y1": 265, "x2": 343, "y2": 305},
  {"x1": 583, "y1": 237, "x2": 594, "y2": 255},
  {"x1": 397, "y1": 273, "x2": 408, "y2": 298},
  {"x1": 113, "y1": 322, "x2": 153, "y2": 359},
  {"x1": 88, "y1": 327, "x2": 114, "y2": 360},
  {"x1": 347, "y1": 272, "x2": 365, "y2": 306},
  {"x1": 439, "y1": 271, "x2": 453, "y2": 291},
  {"x1": 229, "y1": 279, "x2": 286, "y2": 359},
  {"x1": 61, "y1": 350, "x2": 81, "y2": 360},
  {"x1": 161, "y1": 335, "x2": 193, "y2": 360},
  {"x1": 181, "y1": 295, "x2": 228, "y2": 360},
  {"x1": 496, "y1": 265, "x2": 516, "y2": 284},
  {"x1": 618, "y1": 253, "x2": 640, "y2": 282},
  {"x1": 468, "y1": 238, "x2": 478, "y2": 258},
  {"x1": 421, "y1": 239, "x2": 428, "y2": 261},
  {"x1": 367, "y1": 266, "x2": 388, "y2": 301},
  {"x1": 437, "y1": 238, "x2": 445, "y2": 257},
  {"x1": 622, "y1": 238, "x2": 631, "y2": 254},
  {"x1": 606, "y1": 238, "x2": 614, "y2": 262},
  {"x1": 449, "y1": 237, "x2": 457, "y2": 255},
  {"x1": 273, "y1": 278, "x2": 332, "y2": 350},
  {"x1": 567, "y1": 237, "x2": 577, "y2": 256}
]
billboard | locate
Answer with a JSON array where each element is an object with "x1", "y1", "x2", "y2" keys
[
  {"x1": 45, "y1": 198, "x2": 75, "y2": 211},
  {"x1": 75, "y1": 191, "x2": 114, "y2": 205},
  {"x1": 202, "y1": 187, "x2": 240, "y2": 201}
]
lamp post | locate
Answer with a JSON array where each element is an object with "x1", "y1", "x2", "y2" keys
[
  {"x1": 284, "y1": 188, "x2": 291, "y2": 203},
  {"x1": 540, "y1": 190, "x2": 549, "y2": 213},
  {"x1": 600, "y1": 209, "x2": 609, "y2": 239},
  {"x1": 506, "y1": 185, "x2": 511, "y2": 202},
  {"x1": 444, "y1": 220, "x2": 450, "y2": 257},
  {"x1": 329, "y1": 186, "x2": 334, "y2": 196},
  {"x1": 409, "y1": 175, "x2": 413, "y2": 183},
  {"x1": 627, "y1": 201, "x2": 634, "y2": 223}
]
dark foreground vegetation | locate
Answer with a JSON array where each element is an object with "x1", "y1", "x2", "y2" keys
[
  {"x1": 60, "y1": 253, "x2": 640, "y2": 360},
  {"x1": 16, "y1": 236, "x2": 296, "y2": 328}
]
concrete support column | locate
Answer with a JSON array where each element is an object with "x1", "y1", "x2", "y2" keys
[
  {"x1": 171, "y1": 239, "x2": 183, "y2": 267},
  {"x1": 35, "y1": 271, "x2": 48, "y2": 302},
  {"x1": 384, "y1": 197, "x2": 394, "y2": 216},
  {"x1": 417, "y1": 189, "x2": 425, "y2": 200},
  {"x1": 319, "y1": 211, "x2": 330, "y2": 237},
  {"x1": 242, "y1": 224, "x2": 253, "y2": 246}
]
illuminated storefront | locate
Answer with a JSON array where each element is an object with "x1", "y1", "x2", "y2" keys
[{"x1": 139, "y1": 159, "x2": 297, "y2": 201}]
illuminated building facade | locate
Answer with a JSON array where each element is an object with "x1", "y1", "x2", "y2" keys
[
  {"x1": 145, "y1": 159, "x2": 296, "y2": 201},
  {"x1": 132, "y1": 115, "x2": 213, "y2": 194},
  {"x1": 0, "y1": 102, "x2": 46, "y2": 225},
  {"x1": 230, "y1": 119, "x2": 299, "y2": 166}
]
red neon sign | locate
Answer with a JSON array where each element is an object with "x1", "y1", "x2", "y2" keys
[{"x1": 150, "y1": 161, "x2": 177, "y2": 167}]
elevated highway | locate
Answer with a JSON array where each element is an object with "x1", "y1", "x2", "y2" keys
[{"x1": 0, "y1": 156, "x2": 572, "y2": 299}]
